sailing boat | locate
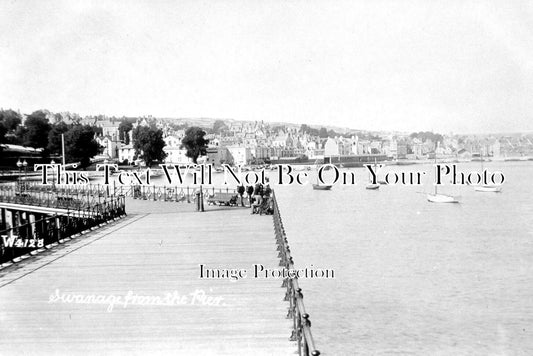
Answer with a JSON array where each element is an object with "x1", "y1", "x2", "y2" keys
[
  {"x1": 427, "y1": 157, "x2": 459, "y2": 203},
  {"x1": 366, "y1": 159, "x2": 380, "y2": 190},
  {"x1": 474, "y1": 185, "x2": 502, "y2": 192},
  {"x1": 427, "y1": 186, "x2": 459, "y2": 203},
  {"x1": 312, "y1": 159, "x2": 332, "y2": 190},
  {"x1": 474, "y1": 153, "x2": 502, "y2": 193}
]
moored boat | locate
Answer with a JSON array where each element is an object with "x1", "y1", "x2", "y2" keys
[
  {"x1": 312, "y1": 183, "x2": 332, "y2": 190},
  {"x1": 474, "y1": 185, "x2": 502, "y2": 193},
  {"x1": 473, "y1": 154, "x2": 502, "y2": 193},
  {"x1": 365, "y1": 158, "x2": 380, "y2": 190},
  {"x1": 311, "y1": 159, "x2": 332, "y2": 190},
  {"x1": 427, "y1": 157, "x2": 459, "y2": 203},
  {"x1": 365, "y1": 183, "x2": 380, "y2": 190},
  {"x1": 427, "y1": 193, "x2": 459, "y2": 203}
]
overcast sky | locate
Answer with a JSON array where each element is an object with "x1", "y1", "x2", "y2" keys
[{"x1": 1, "y1": 0, "x2": 532, "y2": 134}]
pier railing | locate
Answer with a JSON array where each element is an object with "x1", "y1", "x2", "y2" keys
[
  {"x1": 14, "y1": 183, "x2": 242, "y2": 203},
  {"x1": 272, "y1": 191, "x2": 320, "y2": 356},
  {"x1": 118, "y1": 185, "x2": 238, "y2": 202},
  {"x1": 0, "y1": 197, "x2": 126, "y2": 264},
  {"x1": 0, "y1": 184, "x2": 126, "y2": 215}
]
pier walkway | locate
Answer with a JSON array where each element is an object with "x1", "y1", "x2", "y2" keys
[{"x1": 0, "y1": 198, "x2": 295, "y2": 355}]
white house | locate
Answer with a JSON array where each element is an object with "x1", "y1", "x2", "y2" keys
[
  {"x1": 227, "y1": 146, "x2": 252, "y2": 166},
  {"x1": 163, "y1": 135, "x2": 192, "y2": 164},
  {"x1": 97, "y1": 136, "x2": 121, "y2": 159},
  {"x1": 324, "y1": 138, "x2": 339, "y2": 156},
  {"x1": 163, "y1": 148, "x2": 193, "y2": 164},
  {"x1": 119, "y1": 144, "x2": 136, "y2": 164}
]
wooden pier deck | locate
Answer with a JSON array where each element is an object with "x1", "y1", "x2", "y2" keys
[{"x1": 0, "y1": 199, "x2": 295, "y2": 355}]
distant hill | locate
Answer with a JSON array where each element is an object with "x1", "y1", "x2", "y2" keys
[{"x1": 158, "y1": 117, "x2": 383, "y2": 136}]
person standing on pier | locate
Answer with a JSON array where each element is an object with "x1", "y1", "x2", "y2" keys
[
  {"x1": 251, "y1": 183, "x2": 263, "y2": 214},
  {"x1": 237, "y1": 185, "x2": 245, "y2": 207},
  {"x1": 246, "y1": 185, "x2": 254, "y2": 207},
  {"x1": 263, "y1": 183, "x2": 271, "y2": 198}
]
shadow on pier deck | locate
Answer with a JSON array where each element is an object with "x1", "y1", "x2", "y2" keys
[{"x1": 0, "y1": 197, "x2": 301, "y2": 355}]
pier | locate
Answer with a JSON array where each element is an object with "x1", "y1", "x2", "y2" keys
[{"x1": 0, "y1": 185, "x2": 319, "y2": 355}]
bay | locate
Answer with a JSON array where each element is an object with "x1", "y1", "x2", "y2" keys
[{"x1": 274, "y1": 161, "x2": 533, "y2": 355}]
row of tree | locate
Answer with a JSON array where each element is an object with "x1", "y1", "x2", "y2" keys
[
  {"x1": 0, "y1": 109, "x2": 100, "y2": 167},
  {"x1": 409, "y1": 131, "x2": 444, "y2": 144},
  {"x1": 1, "y1": 108, "x2": 211, "y2": 168},
  {"x1": 130, "y1": 124, "x2": 209, "y2": 166}
]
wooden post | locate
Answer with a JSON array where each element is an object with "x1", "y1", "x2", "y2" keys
[
  {"x1": 0, "y1": 208, "x2": 5, "y2": 230},
  {"x1": 56, "y1": 216, "x2": 61, "y2": 242},
  {"x1": 200, "y1": 185, "x2": 204, "y2": 212}
]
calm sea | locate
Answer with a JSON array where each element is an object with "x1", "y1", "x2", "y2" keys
[{"x1": 274, "y1": 161, "x2": 533, "y2": 355}]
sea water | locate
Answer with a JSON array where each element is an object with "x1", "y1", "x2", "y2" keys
[{"x1": 275, "y1": 161, "x2": 533, "y2": 355}]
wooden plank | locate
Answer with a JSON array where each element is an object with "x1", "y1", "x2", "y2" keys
[{"x1": 0, "y1": 206, "x2": 295, "y2": 355}]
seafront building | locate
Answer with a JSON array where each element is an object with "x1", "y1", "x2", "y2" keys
[
  {"x1": 9, "y1": 112, "x2": 531, "y2": 166},
  {"x1": 92, "y1": 116, "x2": 533, "y2": 165}
]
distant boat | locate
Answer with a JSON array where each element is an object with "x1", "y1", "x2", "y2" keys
[
  {"x1": 427, "y1": 158, "x2": 459, "y2": 203},
  {"x1": 474, "y1": 154, "x2": 502, "y2": 193},
  {"x1": 504, "y1": 157, "x2": 523, "y2": 162},
  {"x1": 474, "y1": 185, "x2": 502, "y2": 193},
  {"x1": 312, "y1": 159, "x2": 332, "y2": 190},
  {"x1": 312, "y1": 184, "x2": 332, "y2": 190},
  {"x1": 366, "y1": 159, "x2": 380, "y2": 190},
  {"x1": 427, "y1": 193, "x2": 459, "y2": 203}
]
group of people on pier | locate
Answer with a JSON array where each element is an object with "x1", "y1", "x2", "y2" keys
[{"x1": 237, "y1": 183, "x2": 273, "y2": 215}]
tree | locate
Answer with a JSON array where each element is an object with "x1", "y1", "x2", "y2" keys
[
  {"x1": 299, "y1": 124, "x2": 310, "y2": 133},
  {"x1": 410, "y1": 131, "x2": 444, "y2": 144},
  {"x1": 181, "y1": 127, "x2": 209, "y2": 164},
  {"x1": 23, "y1": 111, "x2": 51, "y2": 148},
  {"x1": 10, "y1": 126, "x2": 26, "y2": 145},
  {"x1": 300, "y1": 124, "x2": 320, "y2": 136},
  {"x1": 212, "y1": 120, "x2": 228, "y2": 134},
  {"x1": 132, "y1": 126, "x2": 167, "y2": 167},
  {"x1": 118, "y1": 121, "x2": 133, "y2": 144},
  {"x1": 65, "y1": 125, "x2": 100, "y2": 168},
  {"x1": 0, "y1": 109, "x2": 22, "y2": 131},
  {"x1": 319, "y1": 127, "x2": 329, "y2": 138},
  {"x1": 47, "y1": 122, "x2": 70, "y2": 155},
  {"x1": 0, "y1": 122, "x2": 6, "y2": 144}
]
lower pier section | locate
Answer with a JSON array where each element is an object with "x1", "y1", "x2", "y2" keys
[
  {"x1": 0, "y1": 196, "x2": 126, "y2": 265},
  {"x1": 0, "y1": 207, "x2": 295, "y2": 355}
]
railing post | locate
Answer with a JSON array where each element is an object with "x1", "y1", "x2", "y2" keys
[{"x1": 55, "y1": 216, "x2": 61, "y2": 243}]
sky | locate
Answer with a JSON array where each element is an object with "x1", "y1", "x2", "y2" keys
[{"x1": 1, "y1": 0, "x2": 532, "y2": 134}]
